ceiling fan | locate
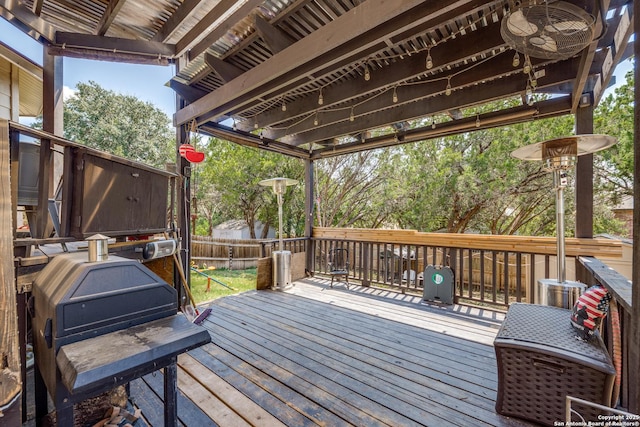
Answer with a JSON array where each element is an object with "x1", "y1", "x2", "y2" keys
[{"x1": 501, "y1": 0, "x2": 596, "y2": 60}]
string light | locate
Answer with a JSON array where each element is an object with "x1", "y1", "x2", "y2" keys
[
  {"x1": 281, "y1": 97, "x2": 287, "y2": 112},
  {"x1": 445, "y1": 77, "x2": 452, "y2": 96},
  {"x1": 523, "y1": 56, "x2": 531, "y2": 74},
  {"x1": 426, "y1": 48, "x2": 433, "y2": 70},
  {"x1": 364, "y1": 63, "x2": 371, "y2": 81},
  {"x1": 512, "y1": 52, "x2": 520, "y2": 68},
  {"x1": 314, "y1": 111, "x2": 319, "y2": 126},
  {"x1": 392, "y1": 86, "x2": 398, "y2": 103},
  {"x1": 318, "y1": 88, "x2": 323, "y2": 105},
  {"x1": 530, "y1": 78, "x2": 538, "y2": 89},
  {"x1": 476, "y1": 115, "x2": 480, "y2": 128},
  {"x1": 431, "y1": 120, "x2": 436, "y2": 129},
  {"x1": 525, "y1": 82, "x2": 533, "y2": 98},
  {"x1": 254, "y1": 117, "x2": 258, "y2": 129},
  {"x1": 349, "y1": 106, "x2": 355, "y2": 122}
]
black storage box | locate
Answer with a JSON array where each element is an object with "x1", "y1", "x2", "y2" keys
[{"x1": 494, "y1": 303, "x2": 616, "y2": 426}]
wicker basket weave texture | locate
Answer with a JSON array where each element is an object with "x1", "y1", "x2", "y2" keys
[{"x1": 494, "y1": 303, "x2": 616, "y2": 426}]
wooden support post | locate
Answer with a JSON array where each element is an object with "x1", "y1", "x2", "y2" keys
[
  {"x1": 175, "y1": 74, "x2": 191, "y2": 305},
  {"x1": 575, "y1": 104, "x2": 594, "y2": 238},
  {"x1": 0, "y1": 119, "x2": 20, "y2": 424},
  {"x1": 164, "y1": 358, "x2": 178, "y2": 427},
  {"x1": 304, "y1": 159, "x2": 314, "y2": 274},
  {"x1": 630, "y1": 0, "x2": 640, "y2": 413}
]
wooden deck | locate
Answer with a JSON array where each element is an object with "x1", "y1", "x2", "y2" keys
[{"x1": 130, "y1": 277, "x2": 533, "y2": 426}]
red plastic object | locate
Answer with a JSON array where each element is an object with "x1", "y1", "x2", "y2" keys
[
  {"x1": 179, "y1": 144, "x2": 195, "y2": 157},
  {"x1": 185, "y1": 150, "x2": 205, "y2": 163}
]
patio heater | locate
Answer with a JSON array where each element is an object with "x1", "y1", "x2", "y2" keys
[
  {"x1": 259, "y1": 177, "x2": 299, "y2": 290},
  {"x1": 511, "y1": 135, "x2": 616, "y2": 308}
]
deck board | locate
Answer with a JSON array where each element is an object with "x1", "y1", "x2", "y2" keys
[{"x1": 131, "y1": 277, "x2": 532, "y2": 426}]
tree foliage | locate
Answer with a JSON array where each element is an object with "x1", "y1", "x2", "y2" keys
[
  {"x1": 594, "y1": 68, "x2": 634, "y2": 203},
  {"x1": 60, "y1": 81, "x2": 174, "y2": 168}
]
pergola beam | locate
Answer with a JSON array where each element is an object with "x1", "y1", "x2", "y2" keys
[
  {"x1": 152, "y1": 0, "x2": 201, "y2": 43},
  {"x1": 240, "y1": 21, "x2": 506, "y2": 131},
  {"x1": 55, "y1": 32, "x2": 175, "y2": 57},
  {"x1": 175, "y1": 0, "x2": 264, "y2": 59},
  {"x1": 95, "y1": 0, "x2": 127, "y2": 36},
  {"x1": 282, "y1": 53, "x2": 597, "y2": 145},
  {"x1": 174, "y1": 0, "x2": 487, "y2": 126},
  {"x1": 571, "y1": 0, "x2": 611, "y2": 113},
  {"x1": 253, "y1": 14, "x2": 294, "y2": 54},
  {"x1": 0, "y1": 0, "x2": 56, "y2": 42},
  {"x1": 204, "y1": 53, "x2": 244, "y2": 83},
  {"x1": 310, "y1": 96, "x2": 572, "y2": 159}
]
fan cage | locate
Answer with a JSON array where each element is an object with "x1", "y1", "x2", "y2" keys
[{"x1": 501, "y1": 1, "x2": 596, "y2": 60}]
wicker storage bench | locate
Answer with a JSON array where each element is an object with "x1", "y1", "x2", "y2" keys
[{"x1": 494, "y1": 303, "x2": 616, "y2": 426}]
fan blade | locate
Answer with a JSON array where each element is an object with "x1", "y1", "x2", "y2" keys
[
  {"x1": 544, "y1": 20, "x2": 589, "y2": 33},
  {"x1": 507, "y1": 10, "x2": 539, "y2": 37},
  {"x1": 529, "y1": 34, "x2": 558, "y2": 52}
]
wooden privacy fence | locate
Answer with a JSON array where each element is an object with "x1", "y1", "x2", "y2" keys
[{"x1": 191, "y1": 236, "x2": 307, "y2": 270}]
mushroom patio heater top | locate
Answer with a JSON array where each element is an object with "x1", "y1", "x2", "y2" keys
[
  {"x1": 511, "y1": 135, "x2": 616, "y2": 308},
  {"x1": 259, "y1": 177, "x2": 298, "y2": 290}
]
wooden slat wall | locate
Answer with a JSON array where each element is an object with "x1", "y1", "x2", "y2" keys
[
  {"x1": 0, "y1": 60, "x2": 12, "y2": 120},
  {"x1": 0, "y1": 119, "x2": 20, "y2": 412},
  {"x1": 313, "y1": 227, "x2": 623, "y2": 258}
]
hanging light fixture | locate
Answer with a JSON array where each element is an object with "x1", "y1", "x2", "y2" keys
[
  {"x1": 318, "y1": 88, "x2": 324, "y2": 105},
  {"x1": 313, "y1": 111, "x2": 319, "y2": 126},
  {"x1": 512, "y1": 51, "x2": 520, "y2": 67},
  {"x1": 364, "y1": 63, "x2": 371, "y2": 81},
  {"x1": 349, "y1": 106, "x2": 355, "y2": 122},
  {"x1": 425, "y1": 47, "x2": 433, "y2": 70},
  {"x1": 445, "y1": 77, "x2": 452, "y2": 96},
  {"x1": 523, "y1": 56, "x2": 531, "y2": 74},
  {"x1": 476, "y1": 115, "x2": 481, "y2": 128},
  {"x1": 254, "y1": 117, "x2": 259, "y2": 129},
  {"x1": 281, "y1": 96, "x2": 287, "y2": 112},
  {"x1": 392, "y1": 86, "x2": 398, "y2": 103}
]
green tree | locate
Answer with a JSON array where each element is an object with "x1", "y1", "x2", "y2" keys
[
  {"x1": 58, "y1": 81, "x2": 174, "y2": 168},
  {"x1": 199, "y1": 138, "x2": 305, "y2": 238},
  {"x1": 595, "y1": 69, "x2": 634, "y2": 203}
]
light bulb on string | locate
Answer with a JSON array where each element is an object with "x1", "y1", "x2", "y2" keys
[
  {"x1": 364, "y1": 63, "x2": 371, "y2": 81},
  {"x1": 254, "y1": 118, "x2": 258, "y2": 129},
  {"x1": 525, "y1": 82, "x2": 533, "y2": 98},
  {"x1": 349, "y1": 106, "x2": 355, "y2": 122},
  {"x1": 314, "y1": 111, "x2": 319, "y2": 126},
  {"x1": 431, "y1": 120, "x2": 436, "y2": 129},
  {"x1": 318, "y1": 89, "x2": 323, "y2": 105},
  {"x1": 530, "y1": 78, "x2": 537, "y2": 89},
  {"x1": 281, "y1": 97, "x2": 286, "y2": 112},
  {"x1": 445, "y1": 78, "x2": 452, "y2": 96},
  {"x1": 512, "y1": 52, "x2": 520, "y2": 67},
  {"x1": 426, "y1": 48, "x2": 433, "y2": 70},
  {"x1": 392, "y1": 86, "x2": 398, "y2": 103},
  {"x1": 523, "y1": 56, "x2": 531, "y2": 74},
  {"x1": 476, "y1": 115, "x2": 480, "y2": 128}
]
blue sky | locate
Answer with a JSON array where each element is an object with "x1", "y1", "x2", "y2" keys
[
  {"x1": 0, "y1": 17, "x2": 177, "y2": 117},
  {"x1": 0, "y1": 15, "x2": 634, "y2": 120}
]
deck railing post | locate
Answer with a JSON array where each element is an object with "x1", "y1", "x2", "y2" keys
[{"x1": 362, "y1": 242, "x2": 370, "y2": 286}]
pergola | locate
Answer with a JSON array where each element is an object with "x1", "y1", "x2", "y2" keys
[{"x1": 1, "y1": 0, "x2": 639, "y2": 418}]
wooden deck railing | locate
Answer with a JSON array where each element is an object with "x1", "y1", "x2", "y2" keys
[
  {"x1": 576, "y1": 256, "x2": 634, "y2": 412},
  {"x1": 312, "y1": 228, "x2": 623, "y2": 307}
]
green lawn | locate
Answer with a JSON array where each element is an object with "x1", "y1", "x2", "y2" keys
[{"x1": 189, "y1": 267, "x2": 257, "y2": 305}]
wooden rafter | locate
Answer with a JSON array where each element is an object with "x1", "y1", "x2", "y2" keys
[
  {"x1": 253, "y1": 14, "x2": 294, "y2": 54},
  {"x1": 0, "y1": 0, "x2": 56, "y2": 41},
  {"x1": 55, "y1": 32, "x2": 175, "y2": 57},
  {"x1": 95, "y1": 0, "x2": 127, "y2": 36},
  {"x1": 571, "y1": 0, "x2": 612, "y2": 112},
  {"x1": 174, "y1": 0, "x2": 488, "y2": 126},
  {"x1": 237, "y1": 20, "x2": 506, "y2": 131},
  {"x1": 174, "y1": 0, "x2": 264, "y2": 59},
  {"x1": 152, "y1": 0, "x2": 202, "y2": 43},
  {"x1": 204, "y1": 53, "x2": 244, "y2": 83},
  {"x1": 284, "y1": 54, "x2": 601, "y2": 146}
]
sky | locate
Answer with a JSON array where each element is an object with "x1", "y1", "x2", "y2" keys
[
  {"x1": 0, "y1": 16, "x2": 177, "y2": 117},
  {"x1": 0, "y1": 15, "x2": 634, "y2": 122}
]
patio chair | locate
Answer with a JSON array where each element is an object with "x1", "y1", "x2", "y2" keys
[{"x1": 328, "y1": 248, "x2": 349, "y2": 289}]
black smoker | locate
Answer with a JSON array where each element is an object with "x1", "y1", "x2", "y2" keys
[{"x1": 31, "y1": 246, "x2": 210, "y2": 425}]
